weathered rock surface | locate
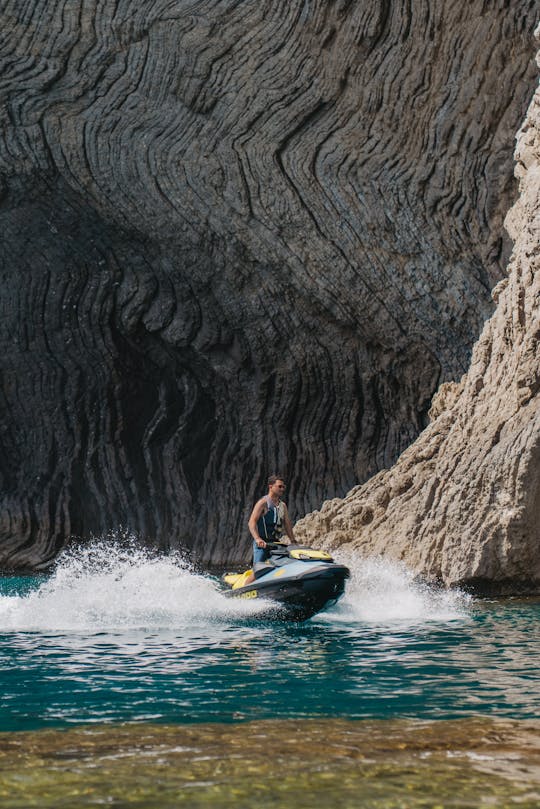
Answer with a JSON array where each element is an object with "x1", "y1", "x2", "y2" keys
[
  {"x1": 296, "y1": 38, "x2": 540, "y2": 593},
  {"x1": 0, "y1": 2, "x2": 537, "y2": 569}
]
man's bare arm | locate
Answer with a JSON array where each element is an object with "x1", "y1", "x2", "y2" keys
[
  {"x1": 248, "y1": 498, "x2": 268, "y2": 547},
  {"x1": 282, "y1": 503, "x2": 295, "y2": 543}
]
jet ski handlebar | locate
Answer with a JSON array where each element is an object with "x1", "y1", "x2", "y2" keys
[
  {"x1": 264, "y1": 542, "x2": 336, "y2": 563},
  {"x1": 265, "y1": 541, "x2": 290, "y2": 555}
]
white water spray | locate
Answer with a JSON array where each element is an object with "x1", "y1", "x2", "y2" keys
[
  {"x1": 0, "y1": 541, "x2": 470, "y2": 632},
  {"x1": 0, "y1": 541, "x2": 275, "y2": 631},
  {"x1": 323, "y1": 552, "x2": 471, "y2": 624}
]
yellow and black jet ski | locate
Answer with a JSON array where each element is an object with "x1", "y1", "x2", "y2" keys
[{"x1": 222, "y1": 542, "x2": 350, "y2": 621}]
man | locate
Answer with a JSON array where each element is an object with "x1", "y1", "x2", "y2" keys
[{"x1": 245, "y1": 475, "x2": 295, "y2": 584}]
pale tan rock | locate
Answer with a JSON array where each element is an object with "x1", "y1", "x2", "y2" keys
[{"x1": 296, "y1": 38, "x2": 540, "y2": 593}]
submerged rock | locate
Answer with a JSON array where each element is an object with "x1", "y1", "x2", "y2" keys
[
  {"x1": 0, "y1": 2, "x2": 537, "y2": 569},
  {"x1": 297, "y1": 32, "x2": 540, "y2": 593}
]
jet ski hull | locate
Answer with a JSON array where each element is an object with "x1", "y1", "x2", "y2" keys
[{"x1": 224, "y1": 562, "x2": 349, "y2": 621}]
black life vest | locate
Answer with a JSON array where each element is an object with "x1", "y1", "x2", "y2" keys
[{"x1": 256, "y1": 496, "x2": 284, "y2": 540}]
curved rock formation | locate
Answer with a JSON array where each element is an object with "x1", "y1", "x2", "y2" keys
[
  {"x1": 0, "y1": 2, "x2": 537, "y2": 568},
  {"x1": 297, "y1": 35, "x2": 540, "y2": 593}
]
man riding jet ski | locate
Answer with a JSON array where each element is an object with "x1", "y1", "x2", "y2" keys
[
  {"x1": 244, "y1": 474, "x2": 296, "y2": 586},
  {"x1": 223, "y1": 475, "x2": 349, "y2": 620},
  {"x1": 222, "y1": 541, "x2": 350, "y2": 621}
]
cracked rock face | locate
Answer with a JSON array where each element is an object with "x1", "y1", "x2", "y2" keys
[
  {"x1": 296, "y1": 36, "x2": 540, "y2": 593},
  {"x1": 0, "y1": 1, "x2": 537, "y2": 569}
]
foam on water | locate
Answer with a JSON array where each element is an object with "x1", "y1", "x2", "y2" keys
[
  {"x1": 0, "y1": 541, "x2": 276, "y2": 631},
  {"x1": 327, "y1": 552, "x2": 471, "y2": 625},
  {"x1": 0, "y1": 540, "x2": 469, "y2": 632}
]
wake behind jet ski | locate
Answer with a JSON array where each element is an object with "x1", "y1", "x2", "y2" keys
[{"x1": 222, "y1": 542, "x2": 350, "y2": 621}]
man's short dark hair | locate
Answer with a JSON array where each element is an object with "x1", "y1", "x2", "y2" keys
[{"x1": 268, "y1": 474, "x2": 286, "y2": 486}]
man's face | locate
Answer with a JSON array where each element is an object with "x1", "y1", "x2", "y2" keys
[{"x1": 270, "y1": 480, "x2": 286, "y2": 498}]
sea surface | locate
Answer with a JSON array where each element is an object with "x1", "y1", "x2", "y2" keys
[{"x1": 0, "y1": 542, "x2": 539, "y2": 807}]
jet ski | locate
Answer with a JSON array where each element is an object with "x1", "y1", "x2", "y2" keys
[{"x1": 222, "y1": 542, "x2": 350, "y2": 621}]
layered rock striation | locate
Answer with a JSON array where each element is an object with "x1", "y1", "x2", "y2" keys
[
  {"x1": 0, "y1": 2, "x2": 537, "y2": 568},
  {"x1": 297, "y1": 36, "x2": 540, "y2": 593}
]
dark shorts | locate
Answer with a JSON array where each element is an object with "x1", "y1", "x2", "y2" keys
[{"x1": 253, "y1": 540, "x2": 270, "y2": 565}]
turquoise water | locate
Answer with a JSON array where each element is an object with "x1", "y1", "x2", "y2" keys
[{"x1": 1, "y1": 544, "x2": 538, "y2": 733}]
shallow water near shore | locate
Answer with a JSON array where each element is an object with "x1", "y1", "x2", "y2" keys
[
  {"x1": 0, "y1": 544, "x2": 539, "y2": 805},
  {"x1": 1, "y1": 718, "x2": 540, "y2": 808}
]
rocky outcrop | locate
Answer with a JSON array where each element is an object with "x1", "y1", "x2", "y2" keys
[
  {"x1": 296, "y1": 37, "x2": 540, "y2": 593},
  {"x1": 0, "y1": 2, "x2": 537, "y2": 569}
]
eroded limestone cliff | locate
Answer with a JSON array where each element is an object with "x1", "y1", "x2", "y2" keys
[
  {"x1": 297, "y1": 34, "x2": 540, "y2": 593},
  {"x1": 0, "y1": 2, "x2": 537, "y2": 568}
]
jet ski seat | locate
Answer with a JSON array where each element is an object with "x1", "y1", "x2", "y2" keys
[
  {"x1": 253, "y1": 560, "x2": 276, "y2": 579},
  {"x1": 222, "y1": 560, "x2": 276, "y2": 590}
]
